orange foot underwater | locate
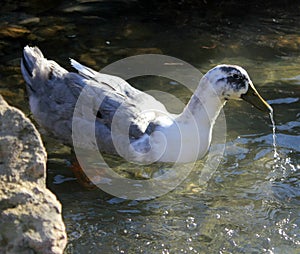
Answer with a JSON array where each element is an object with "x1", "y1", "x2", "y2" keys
[{"x1": 70, "y1": 160, "x2": 98, "y2": 190}]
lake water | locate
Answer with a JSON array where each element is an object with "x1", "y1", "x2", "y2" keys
[{"x1": 0, "y1": 1, "x2": 299, "y2": 253}]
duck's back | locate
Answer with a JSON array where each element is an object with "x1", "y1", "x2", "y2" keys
[{"x1": 21, "y1": 46, "x2": 167, "y2": 153}]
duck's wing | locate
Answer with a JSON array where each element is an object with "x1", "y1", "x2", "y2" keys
[
  {"x1": 21, "y1": 46, "x2": 167, "y2": 148},
  {"x1": 69, "y1": 59, "x2": 168, "y2": 139}
]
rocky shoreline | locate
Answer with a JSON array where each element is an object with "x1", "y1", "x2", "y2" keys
[{"x1": 0, "y1": 95, "x2": 67, "y2": 254}]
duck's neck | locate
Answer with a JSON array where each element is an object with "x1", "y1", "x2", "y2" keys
[
  {"x1": 141, "y1": 78, "x2": 226, "y2": 163},
  {"x1": 181, "y1": 77, "x2": 225, "y2": 125},
  {"x1": 172, "y1": 77, "x2": 226, "y2": 161}
]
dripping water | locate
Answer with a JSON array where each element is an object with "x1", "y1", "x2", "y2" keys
[
  {"x1": 269, "y1": 111, "x2": 279, "y2": 160},
  {"x1": 268, "y1": 110, "x2": 297, "y2": 180}
]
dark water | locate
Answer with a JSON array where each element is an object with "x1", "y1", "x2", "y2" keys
[{"x1": 1, "y1": 1, "x2": 300, "y2": 253}]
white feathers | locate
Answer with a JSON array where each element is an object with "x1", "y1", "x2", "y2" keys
[
  {"x1": 22, "y1": 46, "x2": 267, "y2": 163},
  {"x1": 70, "y1": 59, "x2": 97, "y2": 79}
]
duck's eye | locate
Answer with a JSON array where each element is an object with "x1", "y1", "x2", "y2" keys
[{"x1": 232, "y1": 74, "x2": 239, "y2": 79}]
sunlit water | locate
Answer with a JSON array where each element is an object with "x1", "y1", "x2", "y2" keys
[{"x1": 1, "y1": 1, "x2": 300, "y2": 253}]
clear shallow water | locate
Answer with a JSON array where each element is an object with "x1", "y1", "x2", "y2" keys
[{"x1": 1, "y1": 1, "x2": 300, "y2": 253}]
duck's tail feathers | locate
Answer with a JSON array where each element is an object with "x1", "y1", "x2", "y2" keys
[
  {"x1": 21, "y1": 46, "x2": 45, "y2": 86},
  {"x1": 21, "y1": 46, "x2": 68, "y2": 93},
  {"x1": 70, "y1": 59, "x2": 98, "y2": 79}
]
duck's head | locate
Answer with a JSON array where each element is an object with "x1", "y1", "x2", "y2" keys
[{"x1": 204, "y1": 64, "x2": 272, "y2": 113}]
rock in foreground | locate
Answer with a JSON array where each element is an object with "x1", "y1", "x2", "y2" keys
[{"x1": 0, "y1": 95, "x2": 67, "y2": 254}]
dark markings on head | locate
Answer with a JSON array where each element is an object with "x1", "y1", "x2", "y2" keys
[
  {"x1": 219, "y1": 66, "x2": 239, "y2": 74},
  {"x1": 226, "y1": 76, "x2": 246, "y2": 89},
  {"x1": 218, "y1": 67, "x2": 247, "y2": 91}
]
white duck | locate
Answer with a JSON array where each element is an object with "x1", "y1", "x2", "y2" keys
[{"x1": 21, "y1": 46, "x2": 272, "y2": 164}]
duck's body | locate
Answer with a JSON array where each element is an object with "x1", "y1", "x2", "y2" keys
[{"x1": 21, "y1": 46, "x2": 271, "y2": 163}]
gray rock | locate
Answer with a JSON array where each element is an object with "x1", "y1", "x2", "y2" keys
[{"x1": 0, "y1": 95, "x2": 67, "y2": 254}]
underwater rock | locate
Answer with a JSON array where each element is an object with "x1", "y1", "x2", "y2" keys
[
  {"x1": 0, "y1": 95, "x2": 67, "y2": 254},
  {"x1": 0, "y1": 25, "x2": 30, "y2": 39}
]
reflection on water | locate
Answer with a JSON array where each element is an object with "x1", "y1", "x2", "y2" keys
[{"x1": 1, "y1": 1, "x2": 300, "y2": 253}]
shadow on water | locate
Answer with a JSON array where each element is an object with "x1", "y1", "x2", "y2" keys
[{"x1": 1, "y1": 0, "x2": 300, "y2": 253}]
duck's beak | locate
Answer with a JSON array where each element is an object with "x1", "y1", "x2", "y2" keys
[{"x1": 241, "y1": 81, "x2": 273, "y2": 113}]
